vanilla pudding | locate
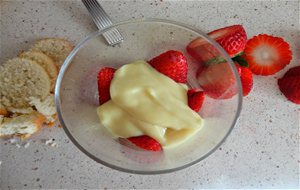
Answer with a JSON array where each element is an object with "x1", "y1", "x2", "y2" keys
[{"x1": 97, "y1": 60, "x2": 203, "y2": 149}]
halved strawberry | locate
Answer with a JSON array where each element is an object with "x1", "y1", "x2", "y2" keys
[
  {"x1": 208, "y1": 25, "x2": 247, "y2": 57},
  {"x1": 187, "y1": 89, "x2": 205, "y2": 112},
  {"x1": 244, "y1": 34, "x2": 292, "y2": 75},
  {"x1": 187, "y1": 25, "x2": 247, "y2": 63},
  {"x1": 97, "y1": 67, "x2": 116, "y2": 105},
  {"x1": 197, "y1": 62, "x2": 240, "y2": 99},
  {"x1": 278, "y1": 66, "x2": 300, "y2": 104},
  {"x1": 127, "y1": 135, "x2": 162, "y2": 151},
  {"x1": 149, "y1": 50, "x2": 188, "y2": 83}
]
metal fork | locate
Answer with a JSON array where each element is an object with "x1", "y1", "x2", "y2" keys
[{"x1": 81, "y1": 0, "x2": 124, "y2": 46}]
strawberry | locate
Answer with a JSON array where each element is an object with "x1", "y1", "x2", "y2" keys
[
  {"x1": 208, "y1": 25, "x2": 247, "y2": 57},
  {"x1": 187, "y1": 25, "x2": 247, "y2": 63},
  {"x1": 244, "y1": 34, "x2": 292, "y2": 75},
  {"x1": 197, "y1": 62, "x2": 240, "y2": 99},
  {"x1": 283, "y1": 66, "x2": 300, "y2": 78},
  {"x1": 187, "y1": 89, "x2": 205, "y2": 112},
  {"x1": 97, "y1": 67, "x2": 116, "y2": 105},
  {"x1": 127, "y1": 135, "x2": 162, "y2": 151},
  {"x1": 149, "y1": 50, "x2": 188, "y2": 83},
  {"x1": 278, "y1": 66, "x2": 300, "y2": 104},
  {"x1": 239, "y1": 66, "x2": 253, "y2": 96}
]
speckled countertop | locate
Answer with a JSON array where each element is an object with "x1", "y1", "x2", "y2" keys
[{"x1": 0, "y1": 0, "x2": 299, "y2": 189}]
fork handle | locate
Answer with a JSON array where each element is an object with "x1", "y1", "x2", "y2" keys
[{"x1": 81, "y1": 0, "x2": 113, "y2": 29}]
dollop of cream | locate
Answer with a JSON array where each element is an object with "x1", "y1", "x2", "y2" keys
[{"x1": 97, "y1": 60, "x2": 203, "y2": 148}]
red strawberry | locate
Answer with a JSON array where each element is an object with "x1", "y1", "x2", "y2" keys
[
  {"x1": 197, "y1": 62, "x2": 240, "y2": 99},
  {"x1": 208, "y1": 25, "x2": 247, "y2": 57},
  {"x1": 187, "y1": 25, "x2": 247, "y2": 63},
  {"x1": 239, "y1": 66, "x2": 253, "y2": 96},
  {"x1": 187, "y1": 89, "x2": 205, "y2": 112},
  {"x1": 97, "y1": 67, "x2": 116, "y2": 105},
  {"x1": 283, "y1": 66, "x2": 300, "y2": 78},
  {"x1": 278, "y1": 66, "x2": 300, "y2": 104},
  {"x1": 128, "y1": 135, "x2": 162, "y2": 151},
  {"x1": 149, "y1": 50, "x2": 188, "y2": 83},
  {"x1": 244, "y1": 34, "x2": 292, "y2": 75}
]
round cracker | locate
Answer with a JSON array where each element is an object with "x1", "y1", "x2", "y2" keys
[
  {"x1": 0, "y1": 58, "x2": 51, "y2": 109},
  {"x1": 29, "y1": 38, "x2": 74, "y2": 67},
  {"x1": 19, "y1": 51, "x2": 58, "y2": 91}
]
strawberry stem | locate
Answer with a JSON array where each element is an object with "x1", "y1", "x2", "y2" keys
[
  {"x1": 205, "y1": 57, "x2": 227, "y2": 66},
  {"x1": 232, "y1": 55, "x2": 248, "y2": 67}
]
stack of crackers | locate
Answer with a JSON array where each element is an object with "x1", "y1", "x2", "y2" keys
[{"x1": 0, "y1": 38, "x2": 73, "y2": 138}]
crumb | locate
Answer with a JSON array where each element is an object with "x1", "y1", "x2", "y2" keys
[
  {"x1": 44, "y1": 139, "x2": 57, "y2": 147},
  {"x1": 8, "y1": 138, "x2": 17, "y2": 144},
  {"x1": 16, "y1": 144, "x2": 21, "y2": 148},
  {"x1": 45, "y1": 139, "x2": 53, "y2": 145},
  {"x1": 23, "y1": 142, "x2": 30, "y2": 148},
  {"x1": 50, "y1": 142, "x2": 57, "y2": 147}
]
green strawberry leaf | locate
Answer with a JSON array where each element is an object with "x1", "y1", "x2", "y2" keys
[
  {"x1": 205, "y1": 57, "x2": 227, "y2": 66},
  {"x1": 232, "y1": 55, "x2": 248, "y2": 67},
  {"x1": 206, "y1": 53, "x2": 249, "y2": 67}
]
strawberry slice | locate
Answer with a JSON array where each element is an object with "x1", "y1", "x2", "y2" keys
[
  {"x1": 278, "y1": 66, "x2": 300, "y2": 104},
  {"x1": 197, "y1": 62, "x2": 241, "y2": 99},
  {"x1": 187, "y1": 25, "x2": 247, "y2": 63},
  {"x1": 97, "y1": 67, "x2": 116, "y2": 105},
  {"x1": 244, "y1": 34, "x2": 292, "y2": 75},
  {"x1": 149, "y1": 50, "x2": 188, "y2": 83},
  {"x1": 187, "y1": 89, "x2": 205, "y2": 112},
  {"x1": 128, "y1": 135, "x2": 162, "y2": 151}
]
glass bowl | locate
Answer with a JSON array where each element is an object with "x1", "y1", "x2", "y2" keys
[{"x1": 55, "y1": 18, "x2": 242, "y2": 174}]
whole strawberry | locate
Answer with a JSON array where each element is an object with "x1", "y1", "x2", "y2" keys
[
  {"x1": 240, "y1": 66, "x2": 253, "y2": 96},
  {"x1": 149, "y1": 50, "x2": 188, "y2": 83},
  {"x1": 197, "y1": 62, "x2": 240, "y2": 99},
  {"x1": 234, "y1": 63, "x2": 253, "y2": 96},
  {"x1": 278, "y1": 66, "x2": 300, "y2": 104}
]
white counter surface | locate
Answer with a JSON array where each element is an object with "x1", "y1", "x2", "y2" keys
[{"x1": 0, "y1": 0, "x2": 299, "y2": 189}]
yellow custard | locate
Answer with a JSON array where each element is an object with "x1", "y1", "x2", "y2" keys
[{"x1": 97, "y1": 60, "x2": 203, "y2": 149}]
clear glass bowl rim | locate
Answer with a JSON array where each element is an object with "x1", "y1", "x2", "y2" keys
[{"x1": 55, "y1": 18, "x2": 243, "y2": 174}]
